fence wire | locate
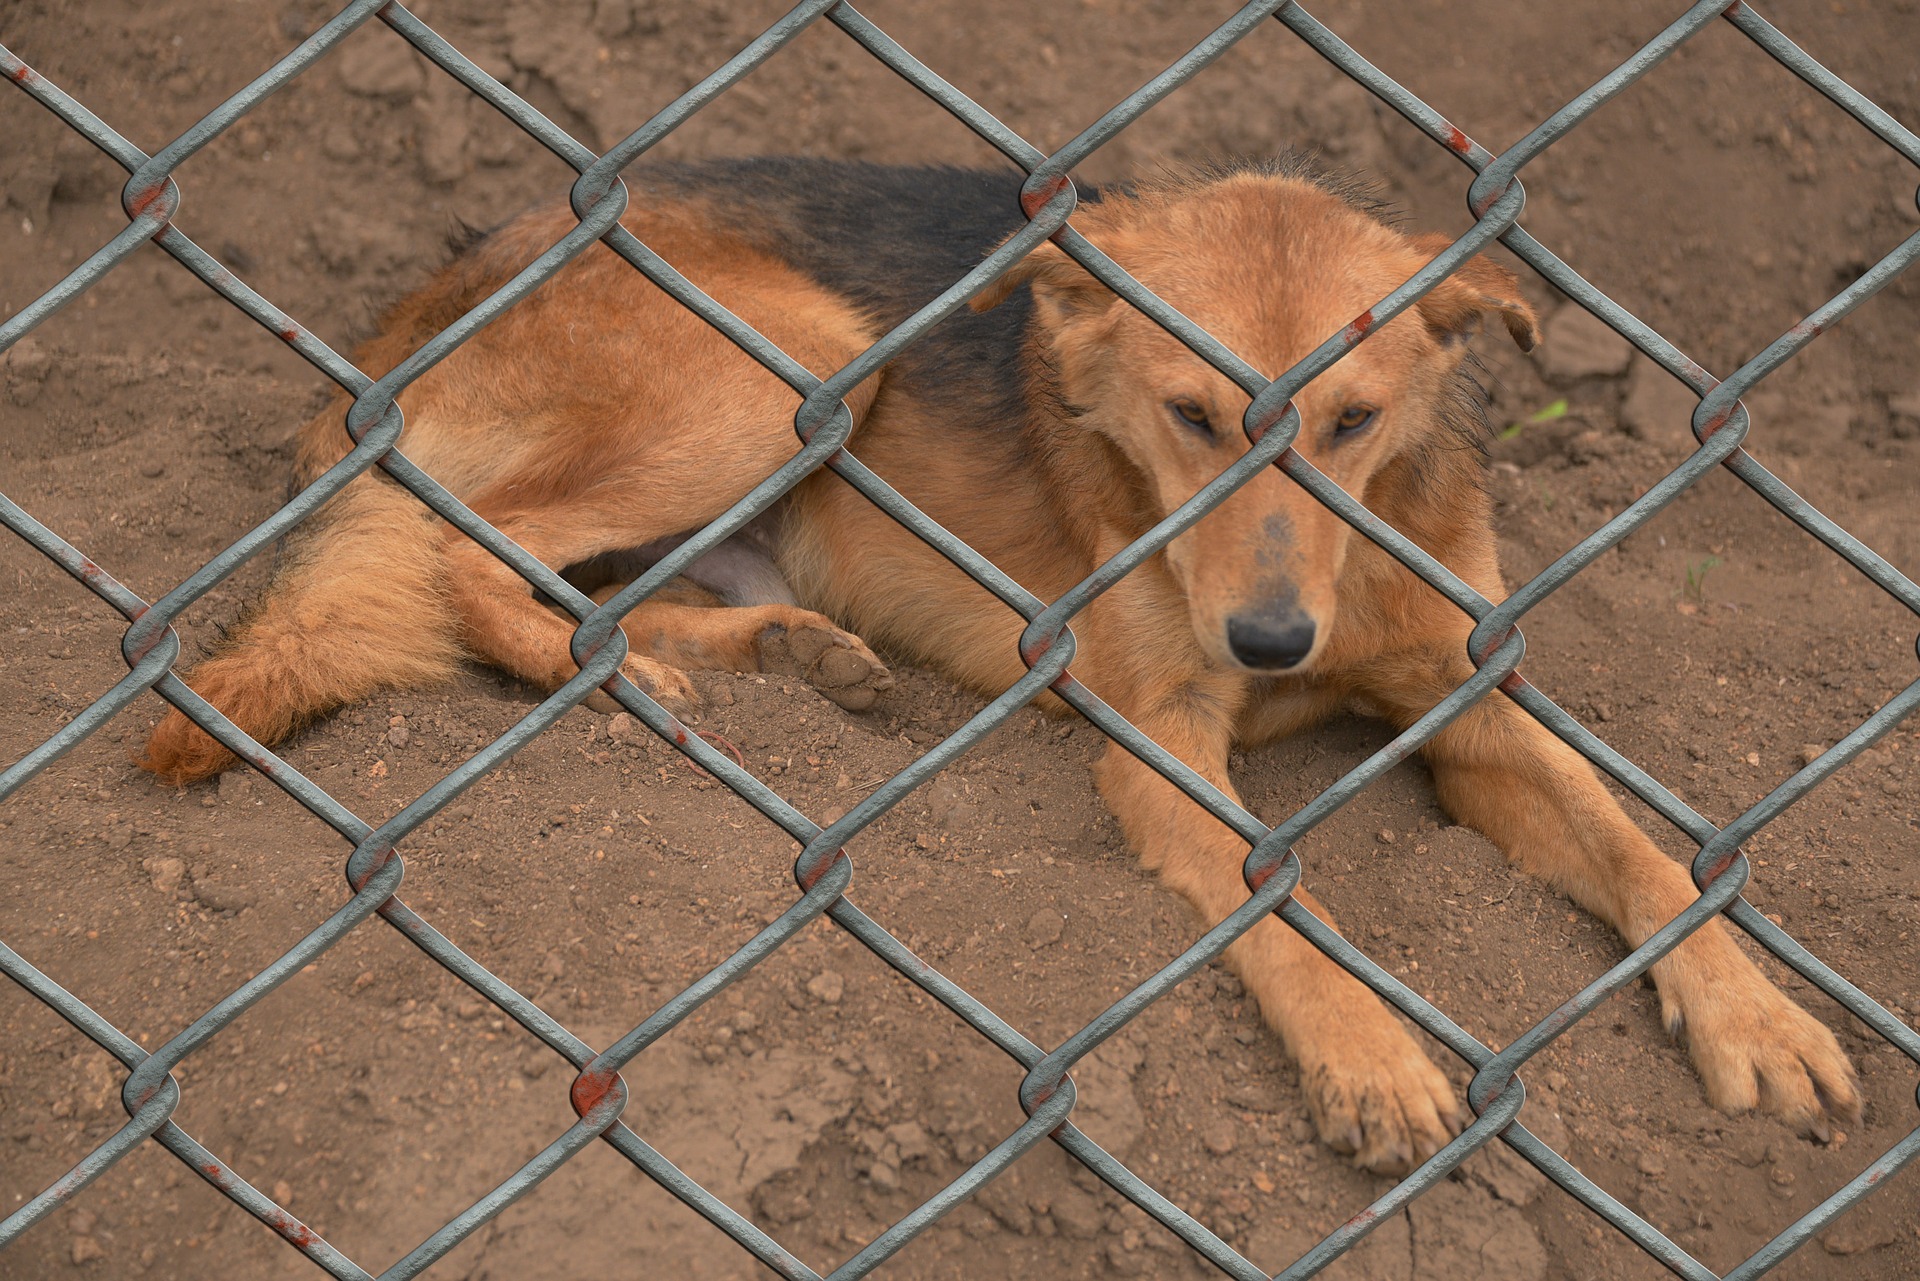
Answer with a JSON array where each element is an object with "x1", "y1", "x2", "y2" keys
[{"x1": 2, "y1": 1, "x2": 1919, "y2": 1277}]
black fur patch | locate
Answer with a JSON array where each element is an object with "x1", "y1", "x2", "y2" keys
[
  {"x1": 645, "y1": 159, "x2": 1041, "y2": 431},
  {"x1": 444, "y1": 213, "x2": 493, "y2": 257},
  {"x1": 640, "y1": 155, "x2": 1404, "y2": 439}
]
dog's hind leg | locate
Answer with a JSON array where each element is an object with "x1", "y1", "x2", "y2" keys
[
  {"x1": 441, "y1": 504, "x2": 703, "y2": 715},
  {"x1": 578, "y1": 595, "x2": 893, "y2": 712},
  {"x1": 448, "y1": 480, "x2": 892, "y2": 714},
  {"x1": 139, "y1": 472, "x2": 462, "y2": 783},
  {"x1": 563, "y1": 525, "x2": 893, "y2": 709}
]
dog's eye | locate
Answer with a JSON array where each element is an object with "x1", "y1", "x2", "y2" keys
[
  {"x1": 1168, "y1": 399, "x2": 1212, "y2": 436},
  {"x1": 1334, "y1": 404, "x2": 1377, "y2": 436}
]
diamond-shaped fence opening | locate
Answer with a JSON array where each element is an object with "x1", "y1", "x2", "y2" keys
[{"x1": 3, "y1": 1, "x2": 1919, "y2": 1278}]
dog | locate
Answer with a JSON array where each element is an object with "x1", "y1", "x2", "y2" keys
[{"x1": 140, "y1": 156, "x2": 1858, "y2": 1176}]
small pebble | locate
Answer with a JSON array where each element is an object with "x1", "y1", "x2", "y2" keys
[
  {"x1": 145, "y1": 856, "x2": 185, "y2": 895},
  {"x1": 1026, "y1": 908, "x2": 1064, "y2": 948}
]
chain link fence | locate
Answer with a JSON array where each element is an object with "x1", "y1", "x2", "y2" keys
[{"x1": 2, "y1": 0, "x2": 1918, "y2": 1276}]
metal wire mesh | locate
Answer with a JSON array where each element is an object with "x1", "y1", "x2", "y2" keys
[{"x1": 3, "y1": 1, "x2": 1918, "y2": 1277}]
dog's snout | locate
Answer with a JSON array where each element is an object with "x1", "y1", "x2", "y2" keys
[{"x1": 1226, "y1": 610, "x2": 1317, "y2": 671}]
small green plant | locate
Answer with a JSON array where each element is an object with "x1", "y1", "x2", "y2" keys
[
  {"x1": 1499, "y1": 397, "x2": 1569, "y2": 440},
  {"x1": 1682, "y1": 555, "x2": 1722, "y2": 604}
]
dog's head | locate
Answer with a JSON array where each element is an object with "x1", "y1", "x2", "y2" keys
[{"x1": 971, "y1": 160, "x2": 1536, "y2": 675}]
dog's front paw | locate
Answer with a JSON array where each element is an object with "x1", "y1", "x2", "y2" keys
[
  {"x1": 1298, "y1": 1022, "x2": 1462, "y2": 1177},
  {"x1": 759, "y1": 615, "x2": 894, "y2": 712},
  {"x1": 1670, "y1": 981, "x2": 1860, "y2": 1141}
]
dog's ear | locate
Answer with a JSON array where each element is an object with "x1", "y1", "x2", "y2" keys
[
  {"x1": 969, "y1": 242, "x2": 1116, "y2": 323},
  {"x1": 1408, "y1": 234, "x2": 1539, "y2": 352}
]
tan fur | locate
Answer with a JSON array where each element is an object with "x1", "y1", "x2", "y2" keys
[{"x1": 140, "y1": 167, "x2": 1858, "y2": 1175}]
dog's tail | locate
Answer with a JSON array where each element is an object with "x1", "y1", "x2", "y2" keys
[{"x1": 138, "y1": 470, "x2": 462, "y2": 784}]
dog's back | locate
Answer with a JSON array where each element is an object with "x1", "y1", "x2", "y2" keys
[{"x1": 633, "y1": 159, "x2": 1039, "y2": 429}]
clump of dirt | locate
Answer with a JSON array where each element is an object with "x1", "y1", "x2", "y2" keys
[{"x1": 3, "y1": 1, "x2": 1918, "y2": 1279}]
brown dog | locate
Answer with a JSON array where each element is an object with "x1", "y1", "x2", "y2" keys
[{"x1": 140, "y1": 157, "x2": 1858, "y2": 1175}]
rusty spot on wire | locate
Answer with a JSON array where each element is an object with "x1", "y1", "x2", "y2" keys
[
  {"x1": 264, "y1": 1212, "x2": 321, "y2": 1252},
  {"x1": 124, "y1": 182, "x2": 170, "y2": 220},
  {"x1": 796, "y1": 847, "x2": 847, "y2": 892},
  {"x1": 1244, "y1": 858, "x2": 1290, "y2": 893},
  {"x1": 1696, "y1": 405, "x2": 1737, "y2": 439},
  {"x1": 569, "y1": 1064, "x2": 621, "y2": 1118},
  {"x1": 1020, "y1": 172, "x2": 1070, "y2": 219},
  {"x1": 1697, "y1": 849, "x2": 1740, "y2": 886},
  {"x1": 1019, "y1": 631, "x2": 1054, "y2": 667}
]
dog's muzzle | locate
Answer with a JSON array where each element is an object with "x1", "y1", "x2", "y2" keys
[{"x1": 1226, "y1": 609, "x2": 1317, "y2": 671}]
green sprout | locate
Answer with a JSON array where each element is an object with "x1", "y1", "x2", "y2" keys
[
  {"x1": 1499, "y1": 398, "x2": 1569, "y2": 440},
  {"x1": 1682, "y1": 555, "x2": 1722, "y2": 604}
]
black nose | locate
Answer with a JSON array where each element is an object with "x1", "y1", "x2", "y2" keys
[{"x1": 1226, "y1": 611, "x2": 1317, "y2": 670}]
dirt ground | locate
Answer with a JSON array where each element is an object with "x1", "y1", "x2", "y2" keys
[{"x1": 3, "y1": 0, "x2": 1920, "y2": 1278}]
